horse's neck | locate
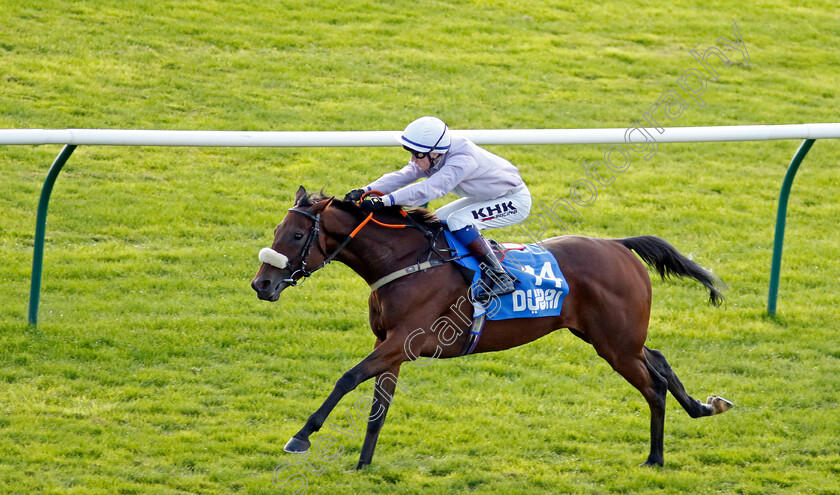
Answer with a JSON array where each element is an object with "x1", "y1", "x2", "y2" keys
[
  {"x1": 344, "y1": 233, "x2": 429, "y2": 283},
  {"x1": 327, "y1": 222, "x2": 430, "y2": 285}
]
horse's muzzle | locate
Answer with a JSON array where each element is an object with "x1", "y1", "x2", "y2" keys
[{"x1": 251, "y1": 275, "x2": 289, "y2": 302}]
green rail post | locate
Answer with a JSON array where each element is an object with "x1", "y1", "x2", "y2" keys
[
  {"x1": 28, "y1": 144, "x2": 77, "y2": 326},
  {"x1": 767, "y1": 139, "x2": 816, "y2": 318}
]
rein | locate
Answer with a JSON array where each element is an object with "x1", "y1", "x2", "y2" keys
[
  {"x1": 263, "y1": 197, "x2": 484, "y2": 356},
  {"x1": 267, "y1": 201, "x2": 421, "y2": 287}
]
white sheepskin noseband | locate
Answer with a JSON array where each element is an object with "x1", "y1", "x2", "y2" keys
[{"x1": 259, "y1": 248, "x2": 289, "y2": 269}]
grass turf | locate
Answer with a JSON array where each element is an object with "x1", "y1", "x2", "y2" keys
[{"x1": 1, "y1": 1, "x2": 839, "y2": 493}]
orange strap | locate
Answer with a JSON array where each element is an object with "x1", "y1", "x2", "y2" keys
[
  {"x1": 348, "y1": 213, "x2": 408, "y2": 238},
  {"x1": 348, "y1": 214, "x2": 373, "y2": 237},
  {"x1": 360, "y1": 190, "x2": 384, "y2": 201},
  {"x1": 350, "y1": 191, "x2": 410, "y2": 235},
  {"x1": 371, "y1": 217, "x2": 407, "y2": 229}
]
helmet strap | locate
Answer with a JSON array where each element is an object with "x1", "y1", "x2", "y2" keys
[{"x1": 430, "y1": 124, "x2": 448, "y2": 154}]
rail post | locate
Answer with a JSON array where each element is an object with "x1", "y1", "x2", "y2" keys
[
  {"x1": 767, "y1": 139, "x2": 816, "y2": 317},
  {"x1": 28, "y1": 144, "x2": 77, "y2": 326}
]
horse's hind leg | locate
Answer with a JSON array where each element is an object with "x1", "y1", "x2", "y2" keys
[
  {"x1": 599, "y1": 349, "x2": 669, "y2": 466},
  {"x1": 643, "y1": 346, "x2": 733, "y2": 417}
]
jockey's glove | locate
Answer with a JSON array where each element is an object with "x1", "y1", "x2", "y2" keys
[
  {"x1": 344, "y1": 188, "x2": 365, "y2": 202},
  {"x1": 360, "y1": 196, "x2": 386, "y2": 213}
]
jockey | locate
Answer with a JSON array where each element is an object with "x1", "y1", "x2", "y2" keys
[{"x1": 345, "y1": 116, "x2": 532, "y2": 304}]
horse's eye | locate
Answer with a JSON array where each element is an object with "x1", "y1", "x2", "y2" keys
[{"x1": 293, "y1": 233, "x2": 304, "y2": 241}]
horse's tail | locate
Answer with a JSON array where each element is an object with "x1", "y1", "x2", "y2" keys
[{"x1": 615, "y1": 236, "x2": 725, "y2": 306}]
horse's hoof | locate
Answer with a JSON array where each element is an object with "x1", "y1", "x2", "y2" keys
[
  {"x1": 284, "y1": 436, "x2": 311, "y2": 453},
  {"x1": 642, "y1": 458, "x2": 664, "y2": 467},
  {"x1": 706, "y1": 396, "x2": 733, "y2": 415}
]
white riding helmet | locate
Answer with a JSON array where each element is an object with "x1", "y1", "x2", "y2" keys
[{"x1": 397, "y1": 116, "x2": 451, "y2": 154}]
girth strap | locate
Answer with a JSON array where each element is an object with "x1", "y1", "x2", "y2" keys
[
  {"x1": 368, "y1": 256, "x2": 488, "y2": 356},
  {"x1": 460, "y1": 313, "x2": 487, "y2": 356},
  {"x1": 369, "y1": 259, "x2": 445, "y2": 292}
]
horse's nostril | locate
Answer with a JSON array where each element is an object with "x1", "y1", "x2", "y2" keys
[{"x1": 252, "y1": 278, "x2": 270, "y2": 292}]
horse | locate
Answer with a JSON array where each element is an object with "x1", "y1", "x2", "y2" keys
[{"x1": 251, "y1": 186, "x2": 732, "y2": 469}]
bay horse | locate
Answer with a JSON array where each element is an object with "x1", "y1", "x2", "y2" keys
[{"x1": 251, "y1": 186, "x2": 732, "y2": 469}]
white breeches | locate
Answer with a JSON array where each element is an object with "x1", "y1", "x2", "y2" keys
[{"x1": 434, "y1": 184, "x2": 532, "y2": 231}]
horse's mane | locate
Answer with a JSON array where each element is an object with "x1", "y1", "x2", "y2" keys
[{"x1": 304, "y1": 190, "x2": 443, "y2": 231}]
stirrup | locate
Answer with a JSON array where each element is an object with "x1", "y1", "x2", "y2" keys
[{"x1": 473, "y1": 271, "x2": 515, "y2": 304}]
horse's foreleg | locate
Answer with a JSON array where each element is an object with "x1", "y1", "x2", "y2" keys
[
  {"x1": 284, "y1": 339, "x2": 407, "y2": 454},
  {"x1": 643, "y1": 347, "x2": 733, "y2": 418},
  {"x1": 356, "y1": 363, "x2": 402, "y2": 470}
]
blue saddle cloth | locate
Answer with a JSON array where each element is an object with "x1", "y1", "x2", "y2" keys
[{"x1": 443, "y1": 231, "x2": 570, "y2": 321}]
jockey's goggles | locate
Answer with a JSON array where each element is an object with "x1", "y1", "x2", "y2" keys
[{"x1": 403, "y1": 145, "x2": 429, "y2": 160}]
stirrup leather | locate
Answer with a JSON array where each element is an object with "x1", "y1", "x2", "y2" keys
[{"x1": 473, "y1": 253, "x2": 515, "y2": 303}]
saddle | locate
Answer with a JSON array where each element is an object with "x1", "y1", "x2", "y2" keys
[
  {"x1": 367, "y1": 228, "x2": 568, "y2": 356},
  {"x1": 443, "y1": 231, "x2": 569, "y2": 321}
]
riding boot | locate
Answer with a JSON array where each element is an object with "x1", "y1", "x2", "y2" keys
[{"x1": 465, "y1": 235, "x2": 515, "y2": 304}]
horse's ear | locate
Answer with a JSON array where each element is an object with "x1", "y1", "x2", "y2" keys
[
  {"x1": 311, "y1": 197, "x2": 334, "y2": 215},
  {"x1": 294, "y1": 186, "x2": 309, "y2": 206}
]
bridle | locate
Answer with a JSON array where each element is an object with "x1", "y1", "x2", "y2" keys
[
  {"x1": 278, "y1": 207, "x2": 329, "y2": 286},
  {"x1": 263, "y1": 197, "x2": 435, "y2": 287}
]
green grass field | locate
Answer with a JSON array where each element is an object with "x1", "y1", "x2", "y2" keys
[{"x1": 2, "y1": 1, "x2": 839, "y2": 493}]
